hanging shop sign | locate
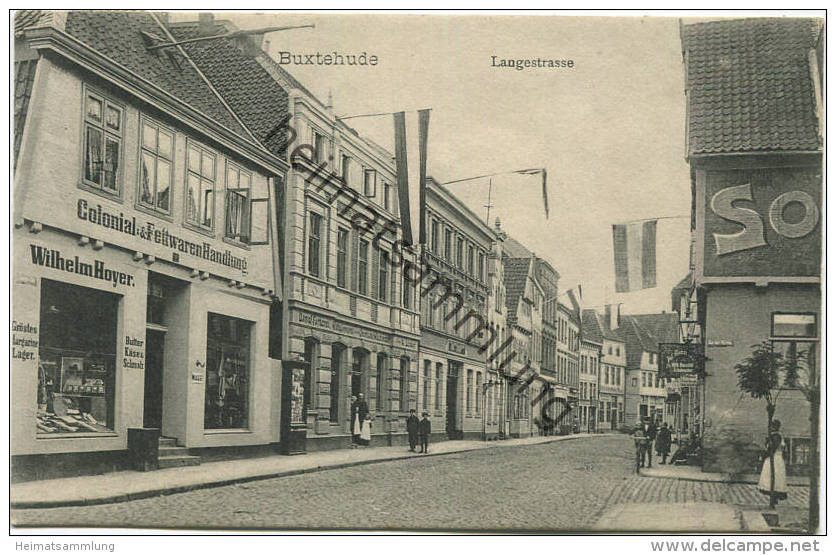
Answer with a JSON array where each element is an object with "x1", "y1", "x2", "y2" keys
[{"x1": 659, "y1": 342, "x2": 705, "y2": 378}]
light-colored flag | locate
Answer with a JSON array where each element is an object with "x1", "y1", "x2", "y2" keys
[
  {"x1": 393, "y1": 109, "x2": 430, "y2": 246},
  {"x1": 612, "y1": 220, "x2": 657, "y2": 292}
]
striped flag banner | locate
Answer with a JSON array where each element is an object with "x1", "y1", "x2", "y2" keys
[
  {"x1": 612, "y1": 220, "x2": 657, "y2": 293},
  {"x1": 393, "y1": 109, "x2": 430, "y2": 246}
]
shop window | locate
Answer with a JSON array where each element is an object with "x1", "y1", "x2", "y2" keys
[
  {"x1": 185, "y1": 141, "x2": 216, "y2": 230},
  {"x1": 138, "y1": 118, "x2": 173, "y2": 213},
  {"x1": 336, "y1": 228, "x2": 349, "y2": 288},
  {"x1": 82, "y1": 88, "x2": 123, "y2": 195},
  {"x1": 308, "y1": 212, "x2": 322, "y2": 277},
  {"x1": 37, "y1": 279, "x2": 118, "y2": 435},
  {"x1": 204, "y1": 313, "x2": 251, "y2": 429}
]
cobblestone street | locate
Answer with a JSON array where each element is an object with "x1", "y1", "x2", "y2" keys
[{"x1": 11, "y1": 435, "x2": 807, "y2": 531}]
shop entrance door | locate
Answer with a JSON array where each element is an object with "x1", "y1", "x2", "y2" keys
[
  {"x1": 143, "y1": 329, "x2": 165, "y2": 429},
  {"x1": 446, "y1": 362, "x2": 460, "y2": 439}
]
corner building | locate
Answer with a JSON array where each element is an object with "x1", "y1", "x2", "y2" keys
[
  {"x1": 13, "y1": 11, "x2": 288, "y2": 479},
  {"x1": 681, "y1": 18, "x2": 822, "y2": 474}
]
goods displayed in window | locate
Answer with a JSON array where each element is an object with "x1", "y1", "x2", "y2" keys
[
  {"x1": 205, "y1": 313, "x2": 251, "y2": 429},
  {"x1": 37, "y1": 279, "x2": 118, "y2": 435}
]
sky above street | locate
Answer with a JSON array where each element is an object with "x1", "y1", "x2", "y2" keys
[{"x1": 220, "y1": 12, "x2": 693, "y2": 316}]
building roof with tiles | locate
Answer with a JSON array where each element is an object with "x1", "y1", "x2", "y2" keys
[{"x1": 681, "y1": 17, "x2": 823, "y2": 156}]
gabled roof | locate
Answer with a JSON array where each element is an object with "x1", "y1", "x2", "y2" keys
[
  {"x1": 169, "y1": 20, "x2": 289, "y2": 157},
  {"x1": 502, "y1": 234, "x2": 532, "y2": 258},
  {"x1": 558, "y1": 301, "x2": 580, "y2": 327},
  {"x1": 681, "y1": 17, "x2": 822, "y2": 156},
  {"x1": 62, "y1": 11, "x2": 250, "y2": 138},
  {"x1": 581, "y1": 309, "x2": 604, "y2": 343},
  {"x1": 503, "y1": 257, "x2": 531, "y2": 326},
  {"x1": 582, "y1": 309, "x2": 622, "y2": 344},
  {"x1": 630, "y1": 312, "x2": 680, "y2": 345},
  {"x1": 617, "y1": 313, "x2": 679, "y2": 369}
]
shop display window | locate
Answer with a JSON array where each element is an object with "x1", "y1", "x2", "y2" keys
[
  {"x1": 204, "y1": 313, "x2": 251, "y2": 429},
  {"x1": 37, "y1": 279, "x2": 119, "y2": 435}
]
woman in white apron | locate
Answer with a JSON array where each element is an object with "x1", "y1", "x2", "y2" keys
[
  {"x1": 758, "y1": 419, "x2": 788, "y2": 508},
  {"x1": 359, "y1": 414, "x2": 372, "y2": 446}
]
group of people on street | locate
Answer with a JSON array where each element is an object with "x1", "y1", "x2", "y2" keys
[
  {"x1": 350, "y1": 394, "x2": 432, "y2": 453},
  {"x1": 406, "y1": 409, "x2": 432, "y2": 453},
  {"x1": 632, "y1": 417, "x2": 673, "y2": 471}
]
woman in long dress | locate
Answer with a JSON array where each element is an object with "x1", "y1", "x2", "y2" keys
[
  {"x1": 758, "y1": 419, "x2": 788, "y2": 508},
  {"x1": 359, "y1": 414, "x2": 372, "y2": 446}
]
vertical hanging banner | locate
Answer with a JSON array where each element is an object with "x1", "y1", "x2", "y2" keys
[
  {"x1": 393, "y1": 110, "x2": 430, "y2": 246},
  {"x1": 612, "y1": 219, "x2": 657, "y2": 292}
]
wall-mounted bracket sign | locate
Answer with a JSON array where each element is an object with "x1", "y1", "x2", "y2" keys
[{"x1": 659, "y1": 342, "x2": 705, "y2": 379}]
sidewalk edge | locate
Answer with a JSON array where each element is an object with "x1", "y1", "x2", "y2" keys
[{"x1": 12, "y1": 435, "x2": 595, "y2": 510}]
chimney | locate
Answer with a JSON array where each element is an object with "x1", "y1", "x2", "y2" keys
[
  {"x1": 198, "y1": 12, "x2": 215, "y2": 36},
  {"x1": 605, "y1": 304, "x2": 619, "y2": 331}
]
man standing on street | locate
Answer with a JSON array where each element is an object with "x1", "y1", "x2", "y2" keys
[
  {"x1": 656, "y1": 422, "x2": 672, "y2": 464},
  {"x1": 406, "y1": 408, "x2": 420, "y2": 452},
  {"x1": 419, "y1": 411, "x2": 431, "y2": 454},
  {"x1": 642, "y1": 417, "x2": 658, "y2": 468}
]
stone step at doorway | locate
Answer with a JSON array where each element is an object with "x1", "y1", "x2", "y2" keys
[{"x1": 157, "y1": 436, "x2": 201, "y2": 469}]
